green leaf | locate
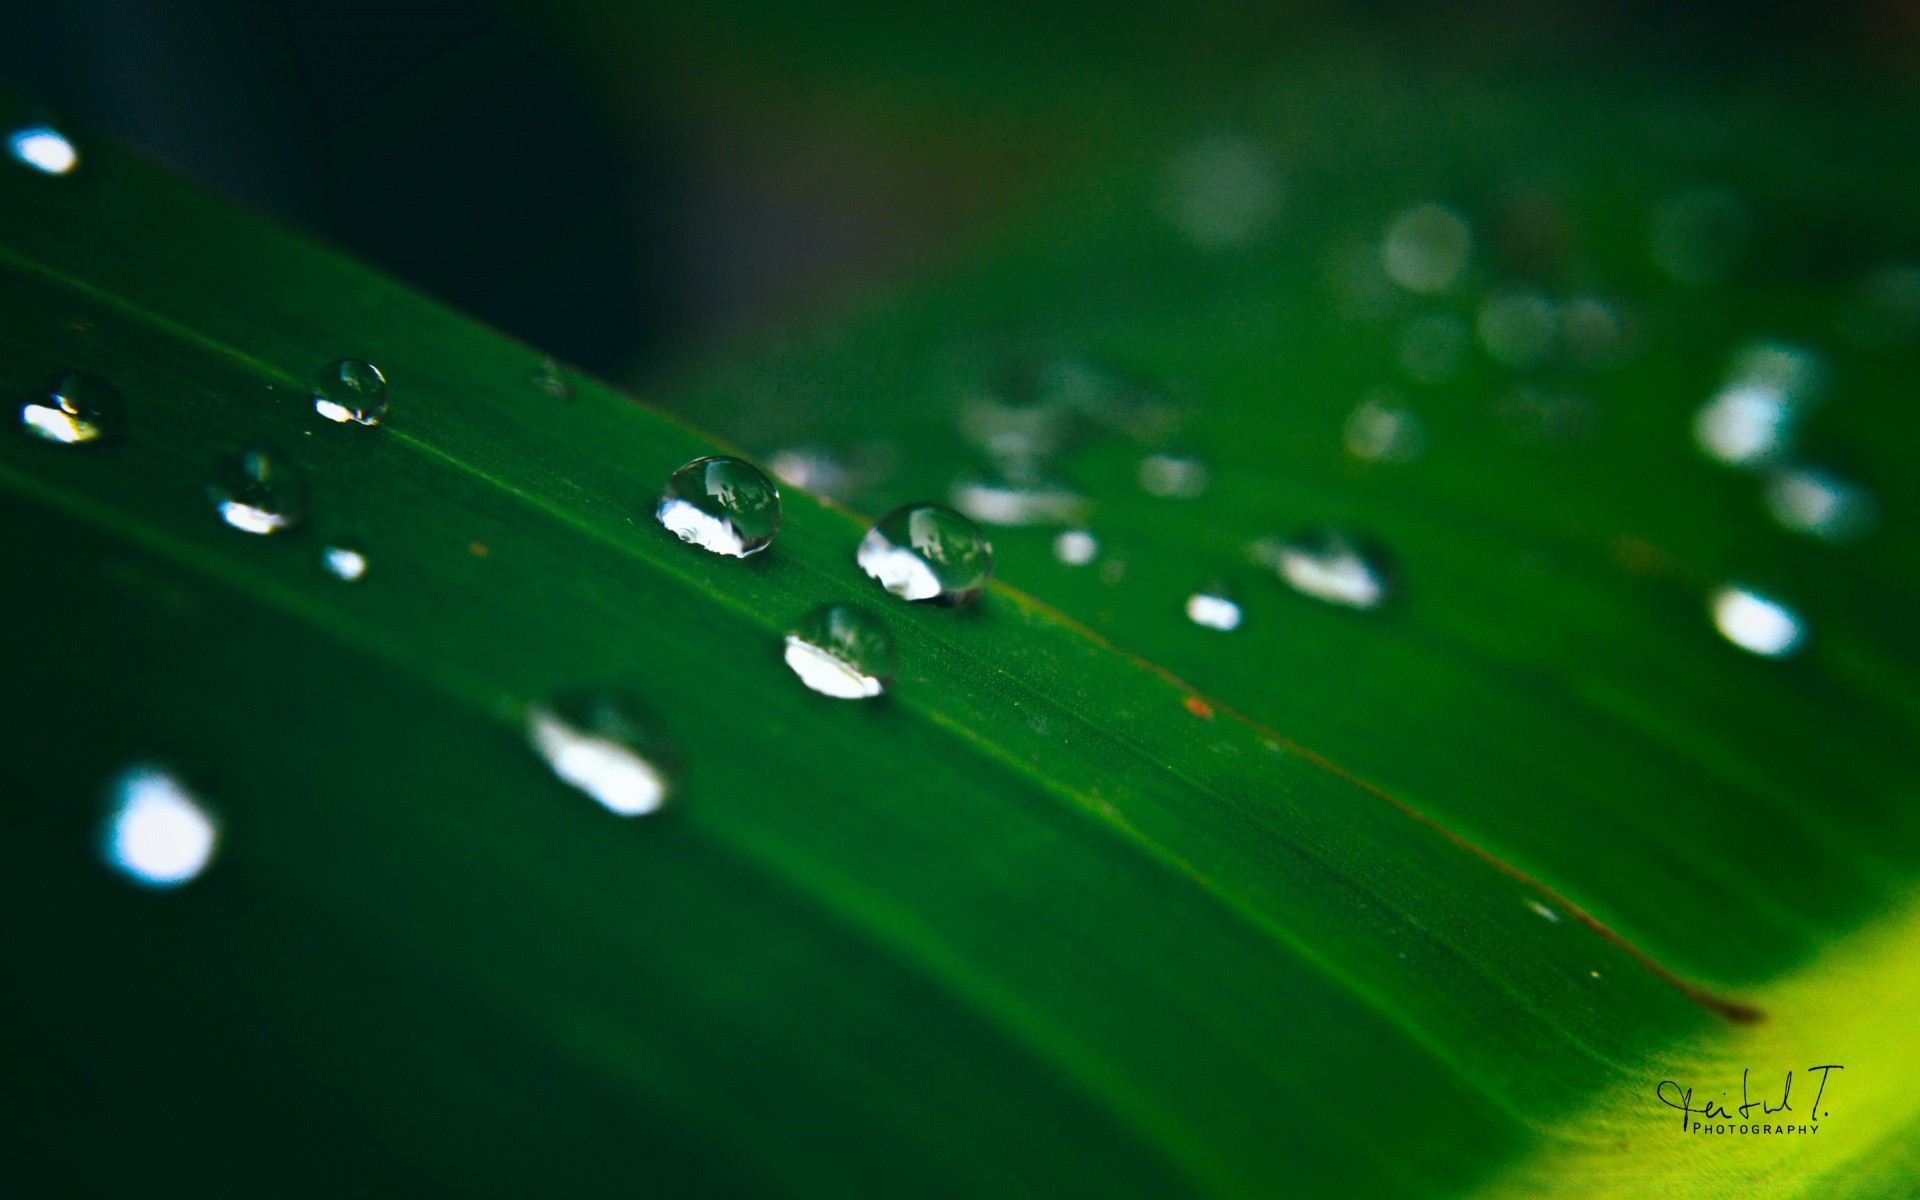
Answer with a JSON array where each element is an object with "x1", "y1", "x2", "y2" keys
[{"x1": 4, "y1": 54, "x2": 1918, "y2": 1198}]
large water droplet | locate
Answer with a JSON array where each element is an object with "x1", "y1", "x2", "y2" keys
[
  {"x1": 208, "y1": 445, "x2": 307, "y2": 535},
  {"x1": 1185, "y1": 585, "x2": 1243, "y2": 632},
  {"x1": 311, "y1": 359, "x2": 389, "y2": 426},
  {"x1": 656, "y1": 455, "x2": 781, "y2": 557},
  {"x1": 858, "y1": 503, "x2": 993, "y2": 606},
  {"x1": 19, "y1": 371, "x2": 124, "y2": 445},
  {"x1": 1710, "y1": 585, "x2": 1804, "y2": 658},
  {"x1": 526, "y1": 691, "x2": 676, "y2": 816},
  {"x1": 1344, "y1": 390, "x2": 1424, "y2": 463},
  {"x1": 1262, "y1": 529, "x2": 1392, "y2": 610},
  {"x1": 322, "y1": 545, "x2": 368, "y2": 581},
  {"x1": 1764, "y1": 466, "x2": 1878, "y2": 543},
  {"x1": 784, "y1": 605, "x2": 896, "y2": 699},
  {"x1": 7, "y1": 124, "x2": 78, "y2": 175},
  {"x1": 1381, "y1": 203, "x2": 1471, "y2": 294},
  {"x1": 101, "y1": 765, "x2": 218, "y2": 888}
]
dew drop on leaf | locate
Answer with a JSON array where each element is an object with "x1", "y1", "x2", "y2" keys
[
  {"x1": 1053, "y1": 528, "x2": 1099, "y2": 566},
  {"x1": 208, "y1": 445, "x2": 307, "y2": 535},
  {"x1": 1710, "y1": 585, "x2": 1805, "y2": 658},
  {"x1": 1261, "y1": 529, "x2": 1392, "y2": 610},
  {"x1": 784, "y1": 604, "x2": 896, "y2": 700},
  {"x1": 1138, "y1": 452, "x2": 1210, "y2": 498},
  {"x1": 1344, "y1": 391, "x2": 1424, "y2": 463},
  {"x1": 1185, "y1": 585, "x2": 1243, "y2": 632},
  {"x1": 101, "y1": 765, "x2": 218, "y2": 888},
  {"x1": 655, "y1": 455, "x2": 781, "y2": 557},
  {"x1": 19, "y1": 371, "x2": 124, "y2": 445},
  {"x1": 858, "y1": 503, "x2": 993, "y2": 606},
  {"x1": 526, "y1": 692, "x2": 677, "y2": 817},
  {"x1": 1764, "y1": 466, "x2": 1878, "y2": 543},
  {"x1": 949, "y1": 475, "x2": 1088, "y2": 526},
  {"x1": 1381, "y1": 203, "x2": 1471, "y2": 294},
  {"x1": 322, "y1": 545, "x2": 368, "y2": 581},
  {"x1": 7, "y1": 124, "x2": 78, "y2": 175},
  {"x1": 311, "y1": 358, "x2": 390, "y2": 426}
]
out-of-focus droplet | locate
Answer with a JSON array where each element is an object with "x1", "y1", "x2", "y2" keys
[
  {"x1": 769, "y1": 447, "x2": 854, "y2": 501},
  {"x1": 208, "y1": 445, "x2": 307, "y2": 535},
  {"x1": 784, "y1": 605, "x2": 896, "y2": 699},
  {"x1": 1168, "y1": 133, "x2": 1281, "y2": 248},
  {"x1": 1526, "y1": 898, "x2": 1562, "y2": 924},
  {"x1": 7, "y1": 124, "x2": 78, "y2": 175},
  {"x1": 1138, "y1": 452, "x2": 1210, "y2": 498},
  {"x1": 322, "y1": 545, "x2": 368, "y2": 581},
  {"x1": 1477, "y1": 289, "x2": 1557, "y2": 369},
  {"x1": 1692, "y1": 341, "x2": 1825, "y2": 467},
  {"x1": 857, "y1": 503, "x2": 993, "y2": 605},
  {"x1": 1710, "y1": 585, "x2": 1805, "y2": 658},
  {"x1": 1651, "y1": 186, "x2": 1750, "y2": 286},
  {"x1": 950, "y1": 476, "x2": 1089, "y2": 526},
  {"x1": 311, "y1": 359, "x2": 389, "y2": 426},
  {"x1": 527, "y1": 691, "x2": 676, "y2": 816},
  {"x1": 1053, "y1": 529, "x2": 1098, "y2": 565},
  {"x1": 1344, "y1": 391, "x2": 1424, "y2": 463},
  {"x1": 1764, "y1": 467, "x2": 1878, "y2": 543},
  {"x1": 1560, "y1": 295, "x2": 1630, "y2": 370},
  {"x1": 1185, "y1": 585, "x2": 1243, "y2": 632},
  {"x1": 19, "y1": 371, "x2": 124, "y2": 445},
  {"x1": 656, "y1": 455, "x2": 781, "y2": 557},
  {"x1": 1398, "y1": 313, "x2": 1470, "y2": 384},
  {"x1": 1265, "y1": 529, "x2": 1392, "y2": 610},
  {"x1": 102, "y1": 765, "x2": 218, "y2": 888},
  {"x1": 1382, "y1": 203, "x2": 1471, "y2": 294},
  {"x1": 533, "y1": 356, "x2": 572, "y2": 400}
]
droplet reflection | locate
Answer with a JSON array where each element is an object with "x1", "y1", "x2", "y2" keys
[
  {"x1": 527, "y1": 692, "x2": 675, "y2": 816},
  {"x1": 7, "y1": 124, "x2": 78, "y2": 175},
  {"x1": 102, "y1": 765, "x2": 218, "y2": 888},
  {"x1": 1710, "y1": 586, "x2": 1805, "y2": 658}
]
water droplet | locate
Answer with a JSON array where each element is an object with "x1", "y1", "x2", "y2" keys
[
  {"x1": 770, "y1": 447, "x2": 854, "y2": 501},
  {"x1": 656, "y1": 455, "x2": 781, "y2": 557},
  {"x1": 784, "y1": 604, "x2": 896, "y2": 699},
  {"x1": 322, "y1": 545, "x2": 368, "y2": 581},
  {"x1": 1138, "y1": 452, "x2": 1210, "y2": 498},
  {"x1": 1477, "y1": 289, "x2": 1558, "y2": 369},
  {"x1": 208, "y1": 445, "x2": 307, "y2": 535},
  {"x1": 1264, "y1": 529, "x2": 1391, "y2": 610},
  {"x1": 533, "y1": 356, "x2": 572, "y2": 400},
  {"x1": 1710, "y1": 585, "x2": 1805, "y2": 658},
  {"x1": 858, "y1": 503, "x2": 993, "y2": 605},
  {"x1": 1344, "y1": 391, "x2": 1424, "y2": 463},
  {"x1": 1693, "y1": 341, "x2": 1825, "y2": 467},
  {"x1": 1053, "y1": 528, "x2": 1099, "y2": 566},
  {"x1": 7, "y1": 124, "x2": 78, "y2": 175},
  {"x1": 527, "y1": 692, "x2": 676, "y2": 816},
  {"x1": 1765, "y1": 466, "x2": 1878, "y2": 543},
  {"x1": 19, "y1": 371, "x2": 124, "y2": 444},
  {"x1": 1184, "y1": 586, "x2": 1243, "y2": 632},
  {"x1": 102, "y1": 765, "x2": 218, "y2": 888},
  {"x1": 1397, "y1": 313, "x2": 1470, "y2": 384},
  {"x1": 1525, "y1": 898, "x2": 1563, "y2": 924},
  {"x1": 1650, "y1": 186, "x2": 1750, "y2": 286},
  {"x1": 311, "y1": 358, "x2": 389, "y2": 426},
  {"x1": 1168, "y1": 133, "x2": 1281, "y2": 248},
  {"x1": 1381, "y1": 203, "x2": 1471, "y2": 294},
  {"x1": 949, "y1": 476, "x2": 1088, "y2": 526}
]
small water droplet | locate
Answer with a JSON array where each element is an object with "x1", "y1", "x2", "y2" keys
[
  {"x1": 949, "y1": 476, "x2": 1089, "y2": 526},
  {"x1": 19, "y1": 371, "x2": 124, "y2": 444},
  {"x1": 533, "y1": 356, "x2": 572, "y2": 400},
  {"x1": 1710, "y1": 585, "x2": 1805, "y2": 658},
  {"x1": 102, "y1": 765, "x2": 218, "y2": 888},
  {"x1": 1138, "y1": 452, "x2": 1210, "y2": 498},
  {"x1": 1344, "y1": 391, "x2": 1424, "y2": 463},
  {"x1": 1397, "y1": 313, "x2": 1470, "y2": 384},
  {"x1": 1168, "y1": 133, "x2": 1281, "y2": 248},
  {"x1": 208, "y1": 445, "x2": 307, "y2": 535},
  {"x1": 1693, "y1": 341, "x2": 1825, "y2": 467},
  {"x1": 1477, "y1": 289, "x2": 1558, "y2": 369},
  {"x1": 322, "y1": 545, "x2": 368, "y2": 581},
  {"x1": 311, "y1": 359, "x2": 389, "y2": 426},
  {"x1": 1526, "y1": 898, "x2": 1563, "y2": 924},
  {"x1": 1381, "y1": 203, "x2": 1471, "y2": 294},
  {"x1": 1053, "y1": 528, "x2": 1099, "y2": 566},
  {"x1": 1764, "y1": 466, "x2": 1878, "y2": 543},
  {"x1": 858, "y1": 503, "x2": 993, "y2": 605},
  {"x1": 784, "y1": 604, "x2": 896, "y2": 699},
  {"x1": 1184, "y1": 586, "x2": 1243, "y2": 632},
  {"x1": 7, "y1": 124, "x2": 78, "y2": 175},
  {"x1": 1651, "y1": 186, "x2": 1750, "y2": 286},
  {"x1": 527, "y1": 692, "x2": 676, "y2": 816},
  {"x1": 1265, "y1": 529, "x2": 1391, "y2": 610},
  {"x1": 655, "y1": 455, "x2": 781, "y2": 557}
]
